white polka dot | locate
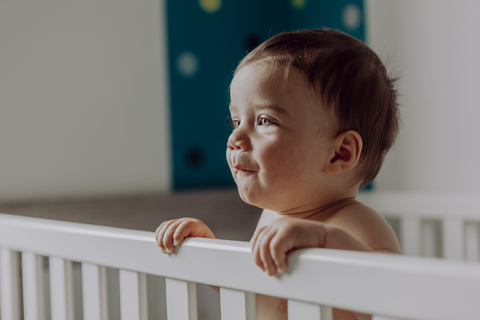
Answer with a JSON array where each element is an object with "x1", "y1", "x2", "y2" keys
[
  {"x1": 199, "y1": 0, "x2": 222, "y2": 13},
  {"x1": 342, "y1": 4, "x2": 361, "y2": 31},
  {"x1": 290, "y1": 0, "x2": 307, "y2": 10},
  {"x1": 176, "y1": 52, "x2": 199, "y2": 78}
]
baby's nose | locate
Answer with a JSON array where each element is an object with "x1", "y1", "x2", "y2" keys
[
  {"x1": 227, "y1": 129, "x2": 249, "y2": 151},
  {"x1": 227, "y1": 134, "x2": 240, "y2": 151},
  {"x1": 227, "y1": 142, "x2": 236, "y2": 151}
]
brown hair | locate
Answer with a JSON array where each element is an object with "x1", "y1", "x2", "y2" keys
[{"x1": 235, "y1": 29, "x2": 399, "y2": 189}]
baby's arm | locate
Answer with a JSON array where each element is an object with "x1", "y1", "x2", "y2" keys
[
  {"x1": 155, "y1": 218, "x2": 215, "y2": 253},
  {"x1": 251, "y1": 208, "x2": 400, "y2": 276},
  {"x1": 252, "y1": 217, "x2": 371, "y2": 275}
]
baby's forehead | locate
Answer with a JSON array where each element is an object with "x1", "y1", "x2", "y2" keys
[
  {"x1": 232, "y1": 61, "x2": 329, "y2": 102},
  {"x1": 234, "y1": 61, "x2": 314, "y2": 93},
  {"x1": 231, "y1": 62, "x2": 337, "y2": 123}
]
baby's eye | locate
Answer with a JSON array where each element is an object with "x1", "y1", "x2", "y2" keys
[
  {"x1": 228, "y1": 118, "x2": 240, "y2": 129},
  {"x1": 258, "y1": 117, "x2": 276, "y2": 127}
]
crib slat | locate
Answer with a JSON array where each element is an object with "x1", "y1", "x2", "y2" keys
[
  {"x1": 288, "y1": 300, "x2": 332, "y2": 320},
  {"x1": 421, "y1": 220, "x2": 437, "y2": 257},
  {"x1": 119, "y1": 270, "x2": 148, "y2": 320},
  {"x1": 50, "y1": 257, "x2": 74, "y2": 320},
  {"x1": 82, "y1": 263, "x2": 108, "y2": 320},
  {"x1": 0, "y1": 248, "x2": 21, "y2": 320},
  {"x1": 442, "y1": 218, "x2": 463, "y2": 260},
  {"x1": 166, "y1": 278, "x2": 198, "y2": 320},
  {"x1": 465, "y1": 222, "x2": 480, "y2": 262},
  {"x1": 400, "y1": 217, "x2": 421, "y2": 256},
  {"x1": 22, "y1": 252, "x2": 45, "y2": 320},
  {"x1": 220, "y1": 288, "x2": 255, "y2": 320}
]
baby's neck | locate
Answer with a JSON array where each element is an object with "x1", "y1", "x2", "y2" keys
[{"x1": 275, "y1": 197, "x2": 358, "y2": 221}]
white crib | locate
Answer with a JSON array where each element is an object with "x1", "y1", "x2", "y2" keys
[{"x1": 1, "y1": 191, "x2": 480, "y2": 320}]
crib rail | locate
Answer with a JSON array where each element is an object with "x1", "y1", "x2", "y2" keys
[
  {"x1": 1, "y1": 213, "x2": 480, "y2": 320},
  {"x1": 359, "y1": 191, "x2": 480, "y2": 260}
]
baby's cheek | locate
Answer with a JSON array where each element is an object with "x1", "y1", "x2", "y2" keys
[
  {"x1": 225, "y1": 150, "x2": 237, "y2": 180},
  {"x1": 225, "y1": 149, "x2": 233, "y2": 166},
  {"x1": 261, "y1": 148, "x2": 292, "y2": 172}
]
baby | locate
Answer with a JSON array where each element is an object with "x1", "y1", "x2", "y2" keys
[{"x1": 156, "y1": 29, "x2": 401, "y2": 320}]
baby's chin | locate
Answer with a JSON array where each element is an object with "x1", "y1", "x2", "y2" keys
[
  {"x1": 237, "y1": 190, "x2": 285, "y2": 213},
  {"x1": 236, "y1": 188, "x2": 265, "y2": 209}
]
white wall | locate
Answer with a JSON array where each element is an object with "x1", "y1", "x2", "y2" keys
[
  {"x1": 0, "y1": 0, "x2": 171, "y2": 200},
  {"x1": 3, "y1": 1, "x2": 479, "y2": 200},
  {"x1": 366, "y1": 0, "x2": 480, "y2": 193}
]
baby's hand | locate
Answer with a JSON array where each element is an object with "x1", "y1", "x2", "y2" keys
[
  {"x1": 155, "y1": 218, "x2": 215, "y2": 254},
  {"x1": 251, "y1": 217, "x2": 326, "y2": 276}
]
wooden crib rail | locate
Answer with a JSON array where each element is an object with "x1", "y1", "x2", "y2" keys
[
  {"x1": 359, "y1": 191, "x2": 480, "y2": 260},
  {"x1": 1, "y1": 213, "x2": 480, "y2": 320}
]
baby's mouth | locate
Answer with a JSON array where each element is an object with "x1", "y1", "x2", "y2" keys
[{"x1": 233, "y1": 165, "x2": 256, "y2": 173}]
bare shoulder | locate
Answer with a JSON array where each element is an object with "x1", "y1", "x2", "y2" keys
[
  {"x1": 255, "y1": 209, "x2": 278, "y2": 228},
  {"x1": 250, "y1": 209, "x2": 278, "y2": 242},
  {"x1": 325, "y1": 201, "x2": 401, "y2": 254}
]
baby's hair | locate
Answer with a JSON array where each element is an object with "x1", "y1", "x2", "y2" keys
[{"x1": 235, "y1": 29, "x2": 399, "y2": 189}]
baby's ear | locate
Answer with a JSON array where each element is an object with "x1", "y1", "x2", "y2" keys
[{"x1": 325, "y1": 130, "x2": 362, "y2": 175}]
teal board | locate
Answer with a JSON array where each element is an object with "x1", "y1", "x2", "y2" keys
[{"x1": 167, "y1": 0, "x2": 365, "y2": 190}]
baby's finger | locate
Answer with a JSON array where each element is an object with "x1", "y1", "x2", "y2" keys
[
  {"x1": 155, "y1": 222, "x2": 166, "y2": 243},
  {"x1": 257, "y1": 229, "x2": 278, "y2": 276},
  {"x1": 172, "y1": 220, "x2": 197, "y2": 246},
  {"x1": 155, "y1": 220, "x2": 174, "y2": 240},
  {"x1": 162, "y1": 220, "x2": 184, "y2": 253},
  {"x1": 251, "y1": 226, "x2": 267, "y2": 254},
  {"x1": 269, "y1": 236, "x2": 291, "y2": 274},
  {"x1": 155, "y1": 220, "x2": 176, "y2": 251},
  {"x1": 252, "y1": 227, "x2": 270, "y2": 271}
]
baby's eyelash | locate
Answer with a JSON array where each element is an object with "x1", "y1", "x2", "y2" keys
[
  {"x1": 226, "y1": 118, "x2": 240, "y2": 129},
  {"x1": 225, "y1": 116, "x2": 277, "y2": 129},
  {"x1": 258, "y1": 116, "x2": 277, "y2": 126}
]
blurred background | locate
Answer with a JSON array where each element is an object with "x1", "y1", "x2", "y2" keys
[
  {"x1": 1, "y1": 2, "x2": 479, "y2": 319},
  {"x1": 1, "y1": 0, "x2": 479, "y2": 205}
]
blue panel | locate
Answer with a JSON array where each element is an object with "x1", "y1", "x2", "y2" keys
[{"x1": 167, "y1": 0, "x2": 365, "y2": 190}]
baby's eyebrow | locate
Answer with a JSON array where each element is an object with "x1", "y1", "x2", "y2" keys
[
  {"x1": 228, "y1": 104, "x2": 236, "y2": 112},
  {"x1": 257, "y1": 104, "x2": 291, "y2": 119},
  {"x1": 228, "y1": 104, "x2": 292, "y2": 119}
]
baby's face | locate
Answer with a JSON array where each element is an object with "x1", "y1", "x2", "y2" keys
[{"x1": 227, "y1": 62, "x2": 337, "y2": 213}]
